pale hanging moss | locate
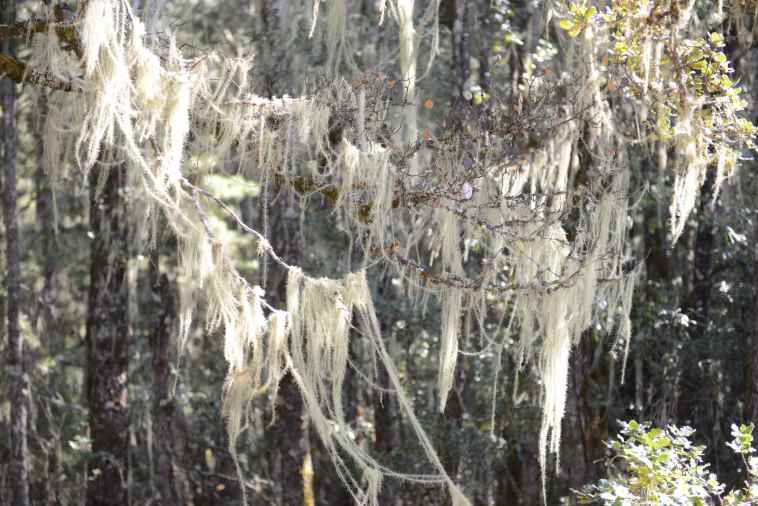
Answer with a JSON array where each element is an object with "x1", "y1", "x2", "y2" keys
[
  {"x1": 344, "y1": 271, "x2": 471, "y2": 506},
  {"x1": 560, "y1": 0, "x2": 756, "y2": 246},
  {"x1": 278, "y1": 269, "x2": 473, "y2": 505},
  {"x1": 438, "y1": 286, "x2": 462, "y2": 412},
  {"x1": 32, "y1": 1, "x2": 648, "y2": 504},
  {"x1": 260, "y1": 310, "x2": 290, "y2": 418},
  {"x1": 396, "y1": 0, "x2": 418, "y2": 174},
  {"x1": 325, "y1": 0, "x2": 352, "y2": 76},
  {"x1": 437, "y1": 211, "x2": 464, "y2": 411}
]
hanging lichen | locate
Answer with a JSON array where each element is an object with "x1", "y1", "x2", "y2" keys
[{"x1": 18, "y1": 0, "x2": 756, "y2": 504}]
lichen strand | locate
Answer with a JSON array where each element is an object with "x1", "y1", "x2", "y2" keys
[{"x1": 15, "y1": 1, "x2": 654, "y2": 504}]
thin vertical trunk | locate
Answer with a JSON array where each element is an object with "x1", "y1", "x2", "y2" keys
[
  {"x1": 430, "y1": 3, "x2": 476, "y2": 499},
  {"x1": 373, "y1": 362, "x2": 395, "y2": 503},
  {"x1": 639, "y1": 152, "x2": 673, "y2": 424},
  {"x1": 263, "y1": 197, "x2": 307, "y2": 506},
  {"x1": 747, "y1": 210, "x2": 758, "y2": 422},
  {"x1": 85, "y1": 158, "x2": 129, "y2": 506},
  {"x1": 263, "y1": 372, "x2": 307, "y2": 505},
  {"x1": 684, "y1": 175, "x2": 715, "y2": 338},
  {"x1": 567, "y1": 331, "x2": 607, "y2": 492},
  {"x1": 518, "y1": 404, "x2": 541, "y2": 505},
  {"x1": 149, "y1": 247, "x2": 180, "y2": 505},
  {"x1": 2, "y1": 0, "x2": 30, "y2": 502},
  {"x1": 373, "y1": 278, "x2": 397, "y2": 505},
  {"x1": 251, "y1": 10, "x2": 307, "y2": 500},
  {"x1": 678, "y1": 173, "x2": 714, "y2": 427},
  {"x1": 314, "y1": 339, "x2": 356, "y2": 505},
  {"x1": 35, "y1": 87, "x2": 63, "y2": 506}
]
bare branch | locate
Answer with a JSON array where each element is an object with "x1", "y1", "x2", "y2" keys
[{"x1": 0, "y1": 53, "x2": 77, "y2": 91}]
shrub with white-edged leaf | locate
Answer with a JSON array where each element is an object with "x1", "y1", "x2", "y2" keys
[{"x1": 576, "y1": 420, "x2": 758, "y2": 505}]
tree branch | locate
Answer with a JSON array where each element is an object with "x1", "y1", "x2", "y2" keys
[
  {"x1": 0, "y1": 7, "x2": 81, "y2": 58},
  {"x1": 0, "y1": 6, "x2": 83, "y2": 92},
  {"x1": 0, "y1": 53, "x2": 76, "y2": 91},
  {"x1": 0, "y1": 19, "x2": 49, "y2": 39}
]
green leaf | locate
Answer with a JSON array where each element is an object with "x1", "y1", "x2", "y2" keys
[
  {"x1": 559, "y1": 19, "x2": 575, "y2": 32},
  {"x1": 710, "y1": 32, "x2": 725, "y2": 47}
]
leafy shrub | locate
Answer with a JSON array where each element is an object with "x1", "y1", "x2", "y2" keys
[{"x1": 576, "y1": 421, "x2": 758, "y2": 505}]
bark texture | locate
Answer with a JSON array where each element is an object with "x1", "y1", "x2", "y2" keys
[
  {"x1": 678, "y1": 174, "x2": 715, "y2": 432},
  {"x1": 747, "y1": 210, "x2": 758, "y2": 422},
  {"x1": 263, "y1": 197, "x2": 308, "y2": 506},
  {"x1": 2, "y1": 0, "x2": 30, "y2": 502},
  {"x1": 149, "y1": 250, "x2": 180, "y2": 506},
  {"x1": 85, "y1": 159, "x2": 129, "y2": 506}
]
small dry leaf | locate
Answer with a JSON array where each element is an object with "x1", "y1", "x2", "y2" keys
[
  {"x1": 387, "y1": 80, "x2": 396, "y2": 88},
  {"x1": 543, "y1": 68, "x2": 554, "y2": 77},
  {"x1": 602, "y1": 54, "x2": 609, "y2": 66},
  {"x1": 422, "y1": 128, "x2": 431, "y2": 142},
  {"x1": 607, "y1": 80, "x2": 619, "y2": 92},
  {"x1": 424, "y1": 99, "x2": 434, "y2": 109}
]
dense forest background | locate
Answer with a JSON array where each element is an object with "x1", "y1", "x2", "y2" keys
[{"x1": 2, "y1": 0, "x2": 758, "y2": 505}]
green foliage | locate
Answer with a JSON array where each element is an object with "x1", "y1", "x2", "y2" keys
[
  {"x1": 576, "y1": 421, "x2": 758, "y2": 505},
  {"x1": 723, "y1": 423, "x2": 758, "y2": 505},
  {"x1": 559, "y1": 3, "x2": 598, "y2": 38},
  {"x1": 559, "y1": 0, "x2": 756, "y2": 173}
]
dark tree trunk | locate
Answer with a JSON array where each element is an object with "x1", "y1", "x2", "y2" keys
[
  {"x1": 373, "y1": 334, "x2": 396, "y2": 505},
  {"x1": 747, "y1": 210, "x2": 758, "y2": 423},
  {"x1": 85, "y1": 159, "x2": 129, "y2": 506},
  {"x1": 369, "y1": 274, "x2": 405, "y2": 505},
  {"x1": 34, "y1": 97, "x2": 56, "y2": 343},
  {"x1": 314, "y1": 338, "x2": 357, "y2": 505},
  {"x1": 684, "y1": 175, "x2": 715, "y2": 339},
  {"x1": 263, "y1": 372, "x2": 307, "y2": 505},
  {"x1": 149, "y1": 247, "x2": 180, "y2": 505},
  {"x1": 678, "y1": 173, "x2": 715, "y2": 428},
  {"x1": 562, "y1": 330, "x2": 607, "y2": 496},
  {"x1": 517, "y1": 404, "x2": 541, "y2": 505},
  {"x1": 636, "y1": 151, "x2": 675, "y2": 425},
  {"x1": 2, "y1": 0, "x2": 30, "y2": 502},
  {"x1": 262, "y1": 196, "x2": 307, "y2": 506},
  {"x1": 34, "y1": 85, "x2": 64, "y2": 506}
]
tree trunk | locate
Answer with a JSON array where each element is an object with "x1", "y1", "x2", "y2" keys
[
  {"x1": 564, "y1": 330, "x2": 607, "y2": 495},
  {"x1": 262, "y1": 196, "x2": 307, "y2": 506},
  {"x1": 149, "y1": 247, "x2": 180, "y2": 505},
  {"x1": 85, "y1": 158, "x2": 129, "y2": 506},
  {"x1": 684, "y1": 175, "x2": 715, "y2": 339},
  {"x1": 2, "y1": 0, "x2": 30, "y2": 502},
  {"x1": 373, "y1": 352, "x2": 397, "y2": 506},
  {"x1": 678, "y1": 173, "x2": 714, "y2": 429},
  {"x1": 34, "y1": 83, "x2": 66, "y2": 506},
  {"x1": 314, "y1": 339, "x2": 356, "y2": 505},
  {"x1": 747, "y1": 210, "x2": 758, "y2": 422},
  {"x1": 517, "y1": 404, "x2": 542, "y2": 505},
  {"x1": 263, "y1": 372, "x2": 307, "y2": 505}
]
